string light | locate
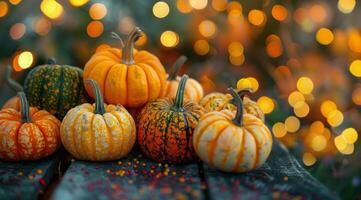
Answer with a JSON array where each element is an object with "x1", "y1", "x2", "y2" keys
[
  {"x1": 194, "y1": 39, "x2": 210, "y2": 55},
  {"x1": 189, "y1": 0, "x2": 208, "y2": 10},
  {"x1": 257, "y1": 96, "x2": 275, "y2": 114},
  {"x1": 153, "y1": 1, "x2": 169, "y2": 18},
  {"x1": 89, "y1": 3, "x2": 107, "y2": 20},
  {"x1": 297, "y1": 77, "x2": 314, "y2": 94},
  {"x1": 69, "y1": 0, "x2": 89, "y2": 7},
  {"x1": 160, "y1": 30, "x2": 179, "y2": 47},
  {"x1": 40, "y1": 0, "x2": 64, "y2": 20},
  {"x1": 198, "y1": 20, "x2": 217, "y2": 38},
  {"x1": 0, "y1": 1, "x2": 8, "y2": 18},
  {"x1": 87, "y1": 21, "x2": 104, "y2": 38},
  {"x1": 349, "y1": 60, "x2": 361, "y2": 77}
]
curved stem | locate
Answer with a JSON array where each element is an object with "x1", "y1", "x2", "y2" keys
[
  {"x1": 47, "y1": 58, "x2": 56, "y2": 65},
  {"x1": 228, "y1": 87, "x2": 243, "y2": 126},
  {"x1": 230, "y1": 88, "x2": 254, "y2": 105},
  {"x1": 18, "y1": 92, "x2": 31, "y2": 123},
  {"x1": 111, "y1": 32, "x2": 124, "y2": 49},
  {"x1": 6, "y1": 65, "x2": 23, "y2": 92},
  {"x1": 174, "y1": 75, "x2": 189, "y2": 110},
  {"x1": 168, "y1": 56, "x2": 187, "y2": 80},
  {"x1": 86, "y1": 80, "x2": 106, "y2": 115},
  {"x1": 122, "y1": 27, "x2": 142, "y2": 64}
]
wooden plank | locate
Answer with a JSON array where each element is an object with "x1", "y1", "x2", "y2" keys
[
  {"x1": 202, "y1": 141, "x2": 339, "y2": 200},
  {"x1": 52, "y1": 152, "x2": 204, "y2": 200},
  {"x1": 0, "y1": 152, "x2": 61, "y2": 200}
]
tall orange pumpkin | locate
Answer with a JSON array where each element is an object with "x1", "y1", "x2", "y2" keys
[
  {"x1": 137, "y1": 75, "x2": 205, "y2": 164},
  {"x1": 0, "y1": 92, "x2": 61, "y2": 161},
  {"x1": 83, "y1": 27, "x2": 167, "y2": 108},
  {"x1": 193, "y1": 88, "x2": 272, "y2": 172},
  {"x1": 161, "y1": 56, "x2": 204, "y2": 102},
  {"x1": 2, "y1": 65, "x2": 22, "y2": 110}
]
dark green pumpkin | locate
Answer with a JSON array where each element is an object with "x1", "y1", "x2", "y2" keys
[
  {"x1": 137, "y1": 75, "x2": 205, "y2": 164},
  {"x1": 24, "y1": 60, "x2": 89, "y2": 119}
]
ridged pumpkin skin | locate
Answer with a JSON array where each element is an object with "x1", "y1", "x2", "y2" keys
[
  {"x1": 193, "y1": 88, "x2": 272, "y2": 172},
  {"x1": 138, "y1": 75, "x2": 205, "y2": 164},
  {"x1": 60, "y1": 80, "x2": 136, "y2": 161},
  {"x1": 24, "y1": 61, "x2": 89, "y2": 119},
  {"x1": 200, "y1": 91, "x2": 264, "y2": 121},
  {"x1": 161, "y1": 56, "x2": 204, "y2": 102},
  {"x1": 3, "y1": 97, "x2": 20, "y2": 110},
  {"x1": 0, "y1": 92, "x2": 61, "y2": 161},
  {"x1": 83, "y1": 27, "x2": 166, "y2": 108}
]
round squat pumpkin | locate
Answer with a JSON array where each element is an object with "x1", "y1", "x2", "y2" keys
[
  {"x1": 138, "y1": 75, "x2": 205, "y2": 164},
  {"x1": 161, "y1": 56, "x2": 204, "y2": 102},
  {"x1": 83, "y1": 27, "x2": 167, "y2": 108},
  {"x1": 0, "y1": 92, "x2": 61, "y2": 161},
  {"x1": 2, "y1": 65, "x2": 23, "y2": 110},
  {"x1": 60, "y1": 80, "x2": 136, "y2": 161},
  {"x1": 200, "y1": 88, "x2": 264, "y2": 121},
  {"x1": 193, "y1": 88, "x2": 272, "y2": 172},
  {"x1": 24, "y1": 59, "x2": 89, "y2": 119}
]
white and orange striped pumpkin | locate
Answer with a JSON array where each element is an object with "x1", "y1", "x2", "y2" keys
[
  {"x1": 60, "y1": 80, "x2": 136, "y2": 161},
  {"x1": 193, "y1": 87, "x2": 272, "y2": 172}
]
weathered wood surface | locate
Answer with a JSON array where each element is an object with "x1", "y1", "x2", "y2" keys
[
  {"x1": 52, "y1": 152, "x2": 204, "y2": 200},
  {"x1": 0, "y1": 153, "x2": 61, "y2": 200},
  {"x1": 202, "y1": 141, "x2": 339, "y2": 200}
]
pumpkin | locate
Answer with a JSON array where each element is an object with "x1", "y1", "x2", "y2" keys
[
  {"x1": 193, "y1": 88, "x2": 272, "y2": 172},
  {"x1": 2, "y1": 65, "x2": 23, "y2": 110},
  {"x1": 0, "y1": 92, "x2": 61, "y2": 161},
  {"x1": 24, "y1": 59, "x2": 89, "y2": 119},
  {"x1": 60, "y1": 80, "x2": 136, "y2": 161},
  {"x1": 200, "y1": 88, "x2": 265, "y2": 121},
  {"x1": 161, "y1": 56, "x2": 204, "y2": 102},
  {"x1": 137, "y1": 75, "x2": 205, "y2": 164},
  {"x1": 83, "y1": 27, "x2": 167, "y2": 108}
]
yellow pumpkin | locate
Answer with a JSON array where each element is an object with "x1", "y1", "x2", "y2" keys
[
  {"x1": 200, "y1": 88, "x2": 264, "y2": 121},
  {"x1": 161, "y1": 56, "x2": 204, "y2": 102},
  {"x1": 83, "y1": 27, "x2": 166, "y2": 108},
  {"x1": 2, "y1": 65, "x2": 22, "y2": 110},
  {"x1": 193, "y1": 87, "x2": 272, "y2": 172},
  {"x1": 60, "y1": 80, "x2": 136, "y2": 161}
]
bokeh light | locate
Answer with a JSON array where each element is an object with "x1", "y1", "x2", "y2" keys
[
  {"x1": 89, "y1": 3, "x2": 107, "y2": 20},
  {"x1": 9, "y1": 23, "x2": 26, "y2": 40},
  {"x1": 189, "y1": 0, "x2": 208, "y2": 10},
  {"x1": 297, "y1": 77, "x2": 314, "y2": 94},
  {"x1": 293, "y1": 101, "x2": 310, "y2": 118},
  {"x1": 211, "y1": 0, "x2": 227, "y2": 12},
  {"x1": 160, "y1": 30, "x2": 179, "y2": 47},
  {"x1": 288, "y1": 91, "x2": 305, "y2": 107},
  {"x1": 69, "y1": 0, "x2": 88, "y2": 7},
  {"x1": 228, "y1": 42, "x2": 244, "y2": 57},
  {"x1": 198, "y1": 20, "x2": 217, "y2": 38},
  {"x1": 327, "y1": 110, "x2": 344, "y2": 127},
  {"x1": 271, "y1": 4, "x2": 288, "y2": 22},
  {"x1": 86, "y1": 21, "x2": 104, "y2": 38},
  {"x1": 33, "y1": 17, "x2": 52, "y2": 36},
  {"x1": 303, "y1": 152, "x2": 317, "y2": 166},
  {"x1": 341, "y1": 128, "x2": 358, "y2": 144},
  {"x1": 40, "y1": 0, "x2": 64, "y2": 20},
  {"x1": 9, "y1": 0, "x2": 22, "y2": 5},
  {"x1": 257, "y1": 96, "x2": 275, "y2": 114},
  {"x1": 0, "y1": 1, "x2": 8, "y2": 18},
  {"x1": 194, "y1": 39, "x2": 210, "y2": 55},
  {"x1": 337, "y1": 0, "x2": 356, "y2": 14},
  {"x1": 320, "y1": 100, "x2": 337, "y2": 117},
  {"x1": 285, "y1": 116, "x2": 300, "y2": 133},
  {"x1": 153, "y1": 1, "x2": 169, "y2": 18},
  {"x1": 17, "y1": 51, "x2": 34, "y2": 70},
  {"x1": 349, "y1": 60, "x2": 361, "y2": 77},
  {"x1": 316, "y1": 28, "x2": 334, "y2": 45},
  {"x1": 237, "y1": 77, "x2": 259, "y2": 92},
  {"x1": 248, "y1": 9, "x2": 266, "y2": 26},
  {"x1": 272, "y1": 122, "x2": 287, "y2": 138},
  {"x1": 176, "y1": 0, "x2": 192, "y2": 13}
]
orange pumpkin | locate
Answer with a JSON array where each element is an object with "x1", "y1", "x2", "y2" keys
[
  {"x1": 200, "y1": 88, "x2": 264, "y2": 121},
  {"x1": 0, "y1": 92, "x2": 61, "y2": 161},
  {"x1": 161, "y1": 56, "x2": 204, "y2": 102},
  {"x1": 137, "y1": 75, "x2": 205, "y2": 164},
  {"x1": 193, "y1": 88, "x2": 272, "y2": 172},
  {"x1": 2, "y1": 65, "x2": 22, "y2": 110},
  {"x1": 83, "y1": 27, "x2": 167, "y2": 108}
]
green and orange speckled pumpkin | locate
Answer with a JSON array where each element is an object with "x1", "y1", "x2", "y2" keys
[
  {"x1": 83, "y1": 27, "x2": 167, "y2": 108},
  {"x1": 193, "y1": 88, "x2": 272, "y2": 172},
  {"x1": 60, "y1": 80, "x2": 136, "y2": 161},
  {"x1": 161, "y1": 56, "x2": 204, "y2": 102},
  {"x1": 2, "y1": 65, "x2": 23, "y2": 110},
  {"x1": 137, "y1": 75, "x2": 205, "y2": 164},
  {"x1": 200, "y1": 88, "x2": 265, "y2": 121},
  {"x1": 24, "y1": 59, "x2": 89, "y2": 119},
  {"x1": 0, "y1": 92, "x2": 61, "y2": 161}
]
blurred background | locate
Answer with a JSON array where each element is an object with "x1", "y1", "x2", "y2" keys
[{"x1": 0, "y1": 0, "x2": 360, "y2": 198}]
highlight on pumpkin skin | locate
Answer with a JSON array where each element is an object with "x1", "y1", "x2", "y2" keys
[{"x1": 0, "y1": 91, "x2": 61, "y2": 161}]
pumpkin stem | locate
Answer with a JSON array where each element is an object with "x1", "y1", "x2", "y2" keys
[
  {"x1": 228, "y1": 87, "x2": 243, "y2": 126},
  {"x1": 122, "y1": 27, "x2": 142, "y2": 65},
  {"x1": 18, "y1": 92, "x2": 31, "y2": 123},
  {"x1": 230, "y1": 87, "x2": 254, "y2": 104},
  {"x1": 111, "y1": 32, "x2": 124, "y2": 49},
  {"x1": 86, "y1": 79, "x2": 106, "y2": 115},
  {"x1": 47, "y1": 58, "x2": 56, "y2": 65},
  {"x1": 168, "y1": 56, "x2": 187, "y2": 80},
  {"x1": 174, "y1": 75, "x2": 189, "y2": 110},
  {"x1": 5, "y1": 65, "x2": 23, "y2": 92}
]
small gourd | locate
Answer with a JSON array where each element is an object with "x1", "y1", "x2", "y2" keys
[
  {"x1": 193, "y1": 88, "x2": 272, "y2": 172},
  {"x1": 161, "y1": 56, "x2": 204, "y2": 102},
  {"x1": 60, "y1": 80, "x2": 136, "y2": 161},
  {"x1": 0, "y1": 92, "x2": 61, "y2": 161},
  {"x1": 138, "y1": 75, "x2": 205, "y2": 164}
]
